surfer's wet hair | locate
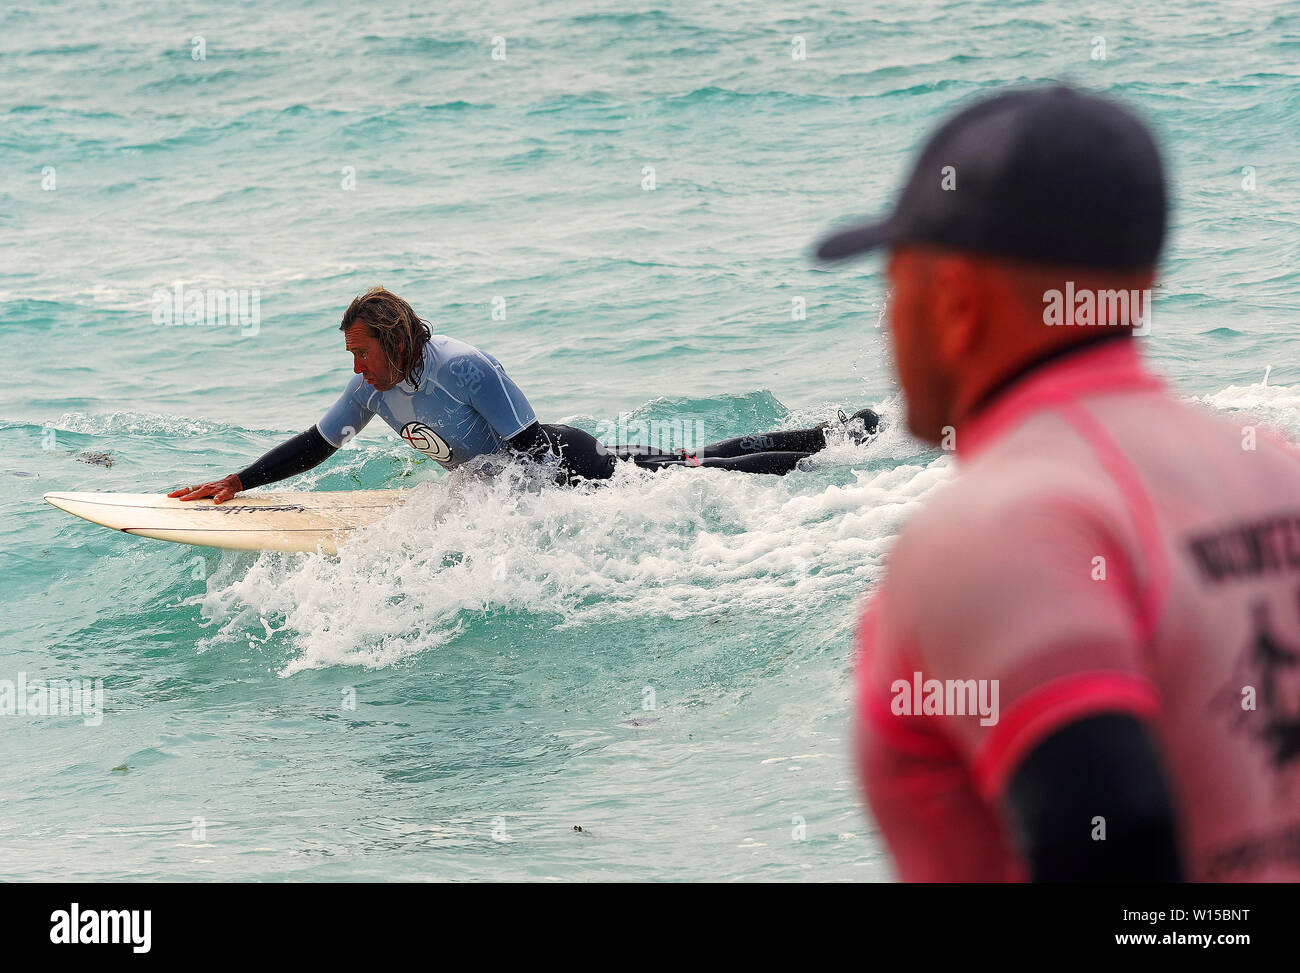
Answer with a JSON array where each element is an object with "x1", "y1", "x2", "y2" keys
[{"x1": 339, "y1": 287, "x2": 432, "y2": 388}]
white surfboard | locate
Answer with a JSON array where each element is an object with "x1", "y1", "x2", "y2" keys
[{"x1": 43, "y1": 490, "x2": 408, "y2": 554}]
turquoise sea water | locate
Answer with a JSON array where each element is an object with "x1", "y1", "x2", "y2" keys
[{"x1": 2, "y1": 0, "x2": 1299, "y2": 880}]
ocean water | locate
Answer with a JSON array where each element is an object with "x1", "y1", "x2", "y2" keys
[{"x1": 2, "y1": 0, "x2": 1298, "y2": 881}]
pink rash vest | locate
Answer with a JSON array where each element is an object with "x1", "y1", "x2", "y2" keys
[{"x1": 856, "y1": 338, "x2": 1300, "y2": 881}]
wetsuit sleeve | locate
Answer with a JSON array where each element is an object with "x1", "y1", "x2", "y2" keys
[
  {"x1": 236, "y1": 426, "x2": 338, "y2": 490},
  {"x1": 1004, "y1": 713, "x2": 1184, "y2": 882},
  {"x1": 447, "y1": 350, "x2": 536, "y2": 440},
  {"x1": 316, "y1": 374, "x2": 376, "y2": 448}
]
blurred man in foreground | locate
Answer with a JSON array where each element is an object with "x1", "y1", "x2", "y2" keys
[{"x1": 817, "y1": 85, "x2": 1300, "y2": 881}]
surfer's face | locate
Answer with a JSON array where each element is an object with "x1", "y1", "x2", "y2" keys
[{"x1": 345, "y1": 324, "x2": 402, "y2": 390}]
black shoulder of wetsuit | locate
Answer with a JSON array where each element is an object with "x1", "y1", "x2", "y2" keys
[
  {"x1": 236, "y1": 425, "x2": 339, "y2": 491},
  {"x1": 1003, "y1": 712, "x2": 1184, "y2": 882},
  {"x1": 506, "y1": 421, "x2": 551, "y2": 459}
]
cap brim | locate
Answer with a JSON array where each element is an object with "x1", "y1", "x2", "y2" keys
[{"x1": 814, "y1": 219, "x2": 893, "y2": 262}]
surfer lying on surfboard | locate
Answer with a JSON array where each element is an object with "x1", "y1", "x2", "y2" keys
[{"x1": 170, "y1": 287, "x2": 880, "y2": 504}]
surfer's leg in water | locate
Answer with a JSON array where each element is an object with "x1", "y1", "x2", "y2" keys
[
  {"x1": 521, "y1": 408, "x2": 880, "y2": 483},
  {"x1": 610, "y1": 441, "x2": 814, "y2": 474},
  {"x1": 692, "y1": 407, "x2": 881, "y2": 458},
  {"x1": 636, "y1": 406, "x2": 882, "y2": 473}
]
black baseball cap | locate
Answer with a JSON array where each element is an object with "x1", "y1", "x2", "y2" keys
[{"x1": 814, "y1": 84, "x2": 1167, "y2": 268}]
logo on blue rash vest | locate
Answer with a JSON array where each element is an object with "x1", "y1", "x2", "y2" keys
[
  {"x1": 448, "y1": 357, "x2": 485, "y2": 394},
  {"x1": 400, "y1": 421, "x2": 452, "y2": 462}
]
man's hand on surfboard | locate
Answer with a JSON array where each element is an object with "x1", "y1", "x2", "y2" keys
[{"x1": 168, "y1": 475, "x2": 243, "y2": 504}]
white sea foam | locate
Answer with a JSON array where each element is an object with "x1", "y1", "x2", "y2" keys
[
  {"x1": 1199, "y1": 379, "x2": 1300, "y2": 435},
  {"x1": 193, "y1": 399, "x2": 952, "y2": 675},
  {"x1": 44, "y1": 411, "x2": 229, "y2": 438}
]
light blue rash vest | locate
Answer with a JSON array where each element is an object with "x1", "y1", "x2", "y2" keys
[{"x1": 316, "y1": 335, "x2": 537, "y2": 469}]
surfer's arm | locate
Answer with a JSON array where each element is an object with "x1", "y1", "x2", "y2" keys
[
  {"x1": 235, "y1": 425, "x2": 339, "y2": 490},
  {"x1": 317, "y1": 373, "x2": 377, "y2": 448},
  {"x1": 458, "y1": 351, "x2": 537, "y2": 442},
  {"x1": 168, "y1": 426, "x2": 339, "y2": 503}
]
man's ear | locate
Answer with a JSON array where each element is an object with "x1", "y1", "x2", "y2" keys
[{"x1": 931, "y1": 255, "x2": 983, "y2": 368}]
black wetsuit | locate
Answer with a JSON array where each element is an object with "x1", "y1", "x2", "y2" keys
[
  {"x1": 509, "y1": 417, "x2": 875, "y2": 483},
  {"x1": 238, "y1": 410, "x2": 879, "y2": 490}
]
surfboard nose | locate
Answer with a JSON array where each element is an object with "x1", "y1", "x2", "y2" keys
[{"x1": 43, "y1": 492, "x2": 77, "y2": 513}]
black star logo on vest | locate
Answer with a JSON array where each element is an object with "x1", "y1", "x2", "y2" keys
[{"x1": 1211, "y1": 600, "x2": 1300, "y2": 770}]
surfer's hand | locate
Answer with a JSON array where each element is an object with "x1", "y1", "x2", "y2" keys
[{"x1": 168, "y1": 475, "x2": 243, "y2": 504}]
